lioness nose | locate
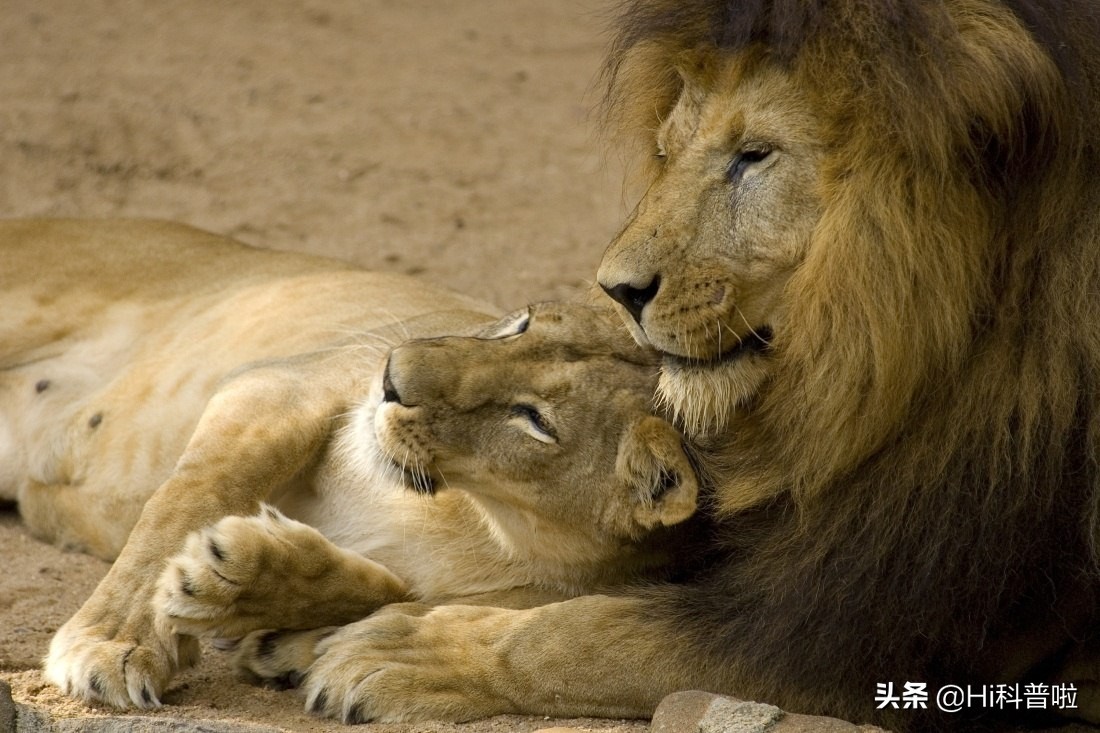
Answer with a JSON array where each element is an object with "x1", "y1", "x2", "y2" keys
[
  {"x1": 381, "y1": 356, "x2": 403, "y2": 404},
  {"x1": 601, "y1": 275, "x2": 661, "y2": 324}
]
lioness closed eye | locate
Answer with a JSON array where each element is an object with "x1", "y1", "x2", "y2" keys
[{"x1": 0, "y1": 219, "x2": 697, "y2": 710}]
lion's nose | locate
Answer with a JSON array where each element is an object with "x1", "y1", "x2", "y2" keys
[
  {"x1": 601, "y1": 275, "x2": 661, "y2": 324},
  {"x1": 381, "y1": 356, "x2": 403, "y2": 404}
]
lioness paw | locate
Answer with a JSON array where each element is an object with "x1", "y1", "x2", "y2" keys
[
  {"x1": 158, "y1": 506, "x2": 408, "y2": 639},
  {"x1": 155, "y1": 507, "x2": 318, "y2": 638},
  {"x1": 45, "y1": 610, "x2": 199, "y2": 709},
  {"x1": 303, "y1": 604, "x2": 513, "y2": 723}
]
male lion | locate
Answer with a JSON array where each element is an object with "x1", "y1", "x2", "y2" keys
[
  {"x1": 236, "y1": 1, "x2": 1100, "y2": 730},
  {"x1": 0, "y1": 219, "x2": 700, "y2": 710}
]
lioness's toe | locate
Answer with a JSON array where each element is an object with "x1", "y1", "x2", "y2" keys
[
  {"x1": 155, "y1": 521, "x2": 260, "y2": 635},
  {"x1": 233, "y1": 627, "x2": 334, "y2": 687},
  {"x1": 302, "y1": 657, "x2": 433, "y2": 724}
]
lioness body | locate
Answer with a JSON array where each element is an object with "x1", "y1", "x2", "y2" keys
[
  {"x1": 2, "y1": 219, "x2": 698, "y2": 710},
  {"x1": 242, "y1": 1, "x2": 1100, "y2": 729}
]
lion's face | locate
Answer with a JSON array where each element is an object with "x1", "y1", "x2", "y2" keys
[
  {"x1": 368, "y1": 302, "x2": 698, "y2": 555},
  {"x1": 598, "y1": 61, "x2": 824, "y2": 437}
]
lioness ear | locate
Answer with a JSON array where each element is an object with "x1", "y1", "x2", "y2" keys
[{"x1": 617, "y1": 416, "x2": 699, "y2": 530}]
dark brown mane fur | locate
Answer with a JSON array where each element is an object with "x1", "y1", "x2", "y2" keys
[{"x1": 604, "y1": 1, "x2": 1100, "y2": 730}]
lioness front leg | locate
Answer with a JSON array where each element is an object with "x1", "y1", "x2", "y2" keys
[
  {"x1": 301, "y1": 595, "x2": 696, "y2": 723},
  {"x1": 45, "y1": 353, "x2": 365, "y2": 708},
  {"x1": 156, "y1": 505, "x2": 408, "y2": 639}
]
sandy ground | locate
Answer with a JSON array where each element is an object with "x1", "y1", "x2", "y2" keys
[{"x1": 0, "y1": 0, "x2": 646, "y2": 730}]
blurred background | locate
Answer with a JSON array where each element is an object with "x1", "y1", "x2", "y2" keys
[{"x1": 0, "y1": 0, "x2": 629, "y2": 309}]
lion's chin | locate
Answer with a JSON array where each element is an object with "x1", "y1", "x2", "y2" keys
[{"x1": 657, "y1": 349, "x2": 770, "y2": 439}]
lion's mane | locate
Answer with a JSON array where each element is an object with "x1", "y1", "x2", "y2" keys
[{"x1": 604, "y1": 0, "x2": 1100, "y2": 728}]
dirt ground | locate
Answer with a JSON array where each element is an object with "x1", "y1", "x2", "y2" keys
[{"x1": 0, "y1": 0, "x2": 646, "y2": 731}]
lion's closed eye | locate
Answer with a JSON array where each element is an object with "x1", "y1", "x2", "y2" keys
[{"x1": 727, "y1": 146, "x2": 773, "y2": 182}]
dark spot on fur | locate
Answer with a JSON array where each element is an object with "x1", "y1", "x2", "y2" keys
[
  {"x1": 88, "y1": 412, "x2": 103, "y2": 429},
  {"x1": 257, "y1": 630, "x2": 282, "y2": 659},
  {"x1": 208, "y1": 539, "x2": 225, "y2": 562},
  {"x1": 180, "y1": 573, "x2": 196, "y2": 597},
  {"x1": 35, "y1": 379, "x2": 50, "y2": 393},
  {"x1": 142, "y1": 686, "x2": 154, "y2": 705}
]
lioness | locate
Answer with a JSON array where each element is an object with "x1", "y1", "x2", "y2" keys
[{"x1": 0, "y1": 219, "x2": 698, "y2": 709}]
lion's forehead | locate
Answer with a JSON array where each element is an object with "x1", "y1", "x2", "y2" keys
[{"x1": 666, "y1": 63, "x2": 819, "y2": 157}]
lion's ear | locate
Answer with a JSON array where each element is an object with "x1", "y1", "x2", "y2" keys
[{"x1": 617, "y1": 416, "x2": 699, "y2": 530}]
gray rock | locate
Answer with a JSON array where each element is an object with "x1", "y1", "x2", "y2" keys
[
  {"x1": 11, "y1": 705, "x2": 284, "y2": 733},
  {"x1": 652, "y1": 691, "x2": 889, "y2": 733},
  {"x1": 653, "y1": 691, "x2": 781, "y2": 733},
  {"x1": 0, "y1": 680, "x2": 15, "y2": 733}
]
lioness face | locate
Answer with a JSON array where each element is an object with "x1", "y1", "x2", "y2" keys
[
  {"x1": 371, "y1": 302, "x2": 698, "y2": 554},
  {"x1": 598, "y1": 59, "x2": 824, "y2": 437}
]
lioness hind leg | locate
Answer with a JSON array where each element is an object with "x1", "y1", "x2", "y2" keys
[
  {"x1": 18, "y1": 480, "x2": 136, "y2": 560},
  {"x1": 233, "y1": 627, "x2": 338, "y2": 689},
  {"x1": 156, "y1": 505, "x2": 409, "y2": 640}
]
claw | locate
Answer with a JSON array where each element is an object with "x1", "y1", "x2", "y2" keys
[
  {"x1": 256, "y1": 630, "x2": 283, "y2": 659},
  {"x1": 211, "y1": 637, "x2": 240, "y2": 651},
  {"x1": 308, "y1": 688, "x2": 329, "y2": 715},
  {"x1": 345, "y1": 702, "x2": 371, "y2": 724}
]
